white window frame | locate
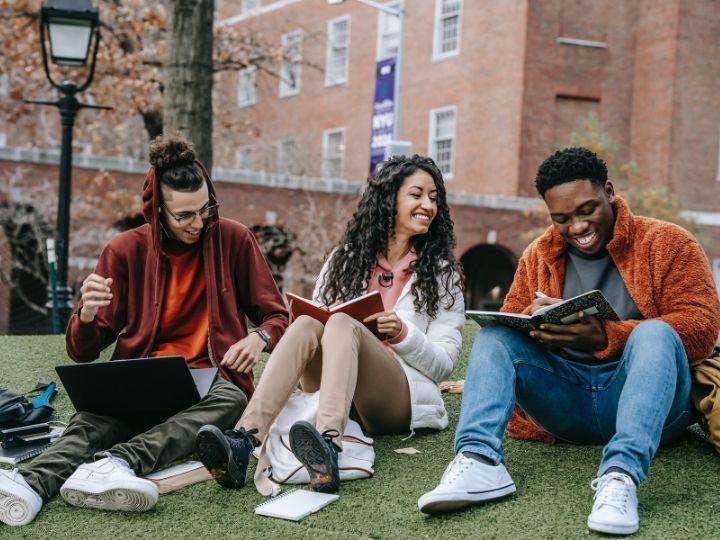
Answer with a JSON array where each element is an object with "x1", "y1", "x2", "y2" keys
[
  {"x1": 325, "y1": 15, "x2": 351, "y2": 86},
  {"x1": 0, "y1": 133, "x2": 6, "y2": 148},
  {"x1": 433, "y1": 0, "x2": 462, "y2": 61},
  {"x1": 279, "y1": 29, "x2": 303, "y2": 98},
  {"x1": 0, "y1": 74, "x2": 8, "y2": 97},
  {"x1": 376, "y1": 1, "x2": 402, "y2": 60},
  {"x1": 234, "y1": 146, "x2": 253, "y2": 170},
  {"x1": 277, "y1": 138, "x2": 297, "y2": 174},
  {"x1": 241, "y1": 0, "x2": 260, "y2": 13},
  {"x1": 428, "y1": 105, "x2": 457, "y2": 179},
  {"x1": 321, "y1": 128, "x2": 345, "y2": 179},
  {"x1": 237, "y1": 65, "x2": 257, "y2": 107}
]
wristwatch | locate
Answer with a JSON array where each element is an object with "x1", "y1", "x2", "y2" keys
[{"x1": 253, "y1": 329, "x2": 272, "y2": 351}]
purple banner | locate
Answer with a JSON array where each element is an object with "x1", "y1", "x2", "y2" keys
[{"x1": 369, "y1": 57, "x2": 396, "y2": 172}]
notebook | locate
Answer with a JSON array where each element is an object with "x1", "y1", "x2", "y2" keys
[
  {"x1": 286, "y1": 291, "x2": 386, "y2": 339},
  {"x1": 0, "y1": 426, "x2": 64, "y2": 465},
  {"x1": 255, "y1": 488, "x2": 339, "y2": 521},
  {"x1": 55, "y1": 356, "x2": 217, "y2": 418},
  {"x1": 144, "y1": 460, "x2": 213, "y2": 494}
]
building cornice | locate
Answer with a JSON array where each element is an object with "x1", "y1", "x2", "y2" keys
[{"x1": 2, "y1": 146, "x2": 719, "y2": 223}]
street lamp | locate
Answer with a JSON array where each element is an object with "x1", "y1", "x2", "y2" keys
[
  {"x1": 328, "y1": 0, "x2": 408, "y2": 162},
  {"x1": 26, "y1": 0, "x2": 111, "y2": 332}
]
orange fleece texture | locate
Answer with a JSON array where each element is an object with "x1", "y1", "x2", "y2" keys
[{"x1": 503, "y1": 196, "x2": 720, "y2": 442}]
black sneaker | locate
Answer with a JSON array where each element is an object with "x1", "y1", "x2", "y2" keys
[
  {"x1": 195, "y1": 425, "x2": 258, "y2": 488},
  {"x1": 289, "y1": 421, "x2": 340, "y2": 493}
]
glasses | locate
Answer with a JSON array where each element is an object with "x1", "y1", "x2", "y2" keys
[{"x1": 163, "y1": 201, "x2": 220, "y2": 224}]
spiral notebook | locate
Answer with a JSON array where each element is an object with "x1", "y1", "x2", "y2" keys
[
  {"x1": 0, "y1": 426, "x2": 64, "y2": 465},
  {"x1": 254, "y1": 488, "x2": 339, "y2": 521}
]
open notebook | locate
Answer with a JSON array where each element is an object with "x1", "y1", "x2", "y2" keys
[{"x1": 255, "y1": 488, "x2": 339, "y2": 521}]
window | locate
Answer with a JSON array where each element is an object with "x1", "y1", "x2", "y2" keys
[
  {"x1": 279, "y1": 30, "x2": 303, "y2": 97},
  {"x1": 0, "y1": 133, "x2": 6, "y2": 148},
  {"x1": 377, "y1": 1, "x2": 402, "y2": 60},
  {"x1": 322, "y1": 128, "x2": 345, "y2": 178},
  {"x1": 235, "y1": 146, "x2": 253, "y2": 170},
  {"x1": 237, "y1": 65, "x2": 257, "y2": 107},
  {"x1": 0, "y1": 74, "x2": 8, "y2": 97},
  {"x1": 433, "y1": 0, "x2": 462, "y2": 60},
  {"x1": 325, "y1": 16, "x2": 350, "y2": 86},
  {"x1": 277, "y1": 138, "x2": 297, "y2": 174},
  {"x1": 241, "y1": 0, "x2": 260, "y2": 13},
  {"x1": 429, "y1": 106, "x2": 457, "y2": 178}
]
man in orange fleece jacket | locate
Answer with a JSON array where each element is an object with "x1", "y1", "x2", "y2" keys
[{"x1": 419, "y1": 147, "x2": 720, "y2": 535}]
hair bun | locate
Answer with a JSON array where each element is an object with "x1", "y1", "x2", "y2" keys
[{"x1": 149, "y1": 133, "x2": 197, "y2": 171}]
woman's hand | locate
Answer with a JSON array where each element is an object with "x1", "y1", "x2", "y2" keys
[
  {"x1": 79, "y1": 273, "x2": 113, "y2": 323},
  {"x1": 363, "y1": 311, "x2": 403, "y2": 339},
  {"x1": 529, "y1": 295, "x2": 562, "y2": 315},
  {"x1": 221, "y1": 333, "x2": 266, "y2": 373}
]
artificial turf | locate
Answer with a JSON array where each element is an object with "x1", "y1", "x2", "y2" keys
[{"x1": 1, "y1": 327, "x2": 718, "y2": 539}]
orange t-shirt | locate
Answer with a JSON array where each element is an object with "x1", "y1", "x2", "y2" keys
[{"x1": 150, "y1": 242, "x2": 211, "y2": 368}]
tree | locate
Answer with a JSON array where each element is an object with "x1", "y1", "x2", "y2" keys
[
  {"x1": 0, "y1": 0, "x2": 299, "y2": 162},
  {"x1": 164, "y1": 0, "x2": 214, "y2": 168}
]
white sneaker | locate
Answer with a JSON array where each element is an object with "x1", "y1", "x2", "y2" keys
[
  {"x1": 587, "y1": 472, "x2": 639, "y2": 535},
  {"x1": 418, "y1": 454, "x2": 516, "y2": 514},
  {"x1": 60, "y1": 455, "x2": 158, "y2": 512},
  {"x1": 0, "y1": 469, "x2": 42, "y2": 526}
]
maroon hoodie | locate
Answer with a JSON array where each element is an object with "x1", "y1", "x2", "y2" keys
[{"x1": 65, "y1": 164, "x2": 289, "y2": 399}]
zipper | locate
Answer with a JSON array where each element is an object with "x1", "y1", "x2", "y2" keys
[{"x1": 203, "y1": 230, "x2": 220, "y2": 370}]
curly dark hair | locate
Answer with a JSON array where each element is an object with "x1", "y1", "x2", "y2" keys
[
  {"x1": 319, "y1": 155, "x2": 463, "y2": 320},
  {"x1": 535, "y1": 147, "x2": 608, "y2": 197},
  {"x1": 149, "y1": 133, "x2": 204, "y2": 191}
]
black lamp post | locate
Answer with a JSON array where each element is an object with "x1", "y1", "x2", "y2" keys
[{"x1": 26, "y1": 0, "x2": 111, "y2": 332}]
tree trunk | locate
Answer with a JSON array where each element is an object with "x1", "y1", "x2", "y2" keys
[{"x1": 163, "y1": 0, "x2": 214, "y2": 170}]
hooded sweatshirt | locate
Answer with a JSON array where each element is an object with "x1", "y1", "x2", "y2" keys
[{"x1": 65, "y1": 164, "x2": 289, "y2": 399}]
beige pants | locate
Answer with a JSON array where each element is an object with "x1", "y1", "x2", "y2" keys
[{"x1": 239, "y1": 313, "x2": 411, "y2": 447}]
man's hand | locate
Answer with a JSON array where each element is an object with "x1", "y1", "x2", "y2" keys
[
  {"x1": 221, "y1": 333, "x2": 266, "y2": 373},
  {"x1": 363, "y1": 311, "x2": 403, "y2": 339},
  {"x1": 529, "y1": 311, "x2": 608, "y2": 351},
  {"x1": 530, "y1": 295, "x2": 562, "y2": 314},
  {"x1": 79, "y1": 273, "x2": 113, "y2": 323}
]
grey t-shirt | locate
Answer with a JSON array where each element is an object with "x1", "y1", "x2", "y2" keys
[{"x1": 560, "y1": 248, "x2": 643, "y2": 361}]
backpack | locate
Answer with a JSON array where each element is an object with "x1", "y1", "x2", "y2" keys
[{"x1": 0, "y1": 383, "x2": 56, "y2": 429}]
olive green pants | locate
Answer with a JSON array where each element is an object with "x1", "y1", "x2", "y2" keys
[{"x1": 20, "y1": 376, "x2": 247, "y2": 501}]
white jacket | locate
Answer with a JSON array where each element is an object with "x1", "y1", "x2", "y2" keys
[{"x1": 313, "y1": 258, "x2": 465, "y2": 431}]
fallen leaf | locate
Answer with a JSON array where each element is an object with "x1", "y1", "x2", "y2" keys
[{"x1": 394, "y1": 447, "x2": 421, "y2": 455}]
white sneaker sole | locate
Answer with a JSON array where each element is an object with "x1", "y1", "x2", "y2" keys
[
  {"x1": 587, "y1": 516, "x2": 639, "y2": 535},
  {"x1": 60, "y1": 479, "x2": 158, "y2": 512},
  {"x1": 418, "y1": 482, "x2": 517, "y2": 514},
  {"x1": 0, "y1": 488, "x2": 40, "y2": 526}
]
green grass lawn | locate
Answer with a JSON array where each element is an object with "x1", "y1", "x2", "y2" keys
[{"x1": 1, "y1": 327, "x2": 719, "y2": 539}]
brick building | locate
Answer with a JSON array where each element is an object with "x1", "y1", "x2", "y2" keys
[{"x1": 1, "y1": 0, "x2": 719, "y2": 333}]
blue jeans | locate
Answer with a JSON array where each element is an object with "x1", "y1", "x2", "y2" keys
[{"x1": 454, "y1": 320, "x2": 692, "y2": 484}]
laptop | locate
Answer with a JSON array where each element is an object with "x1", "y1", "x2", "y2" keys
[{"x1": 55, "y1": 356, "x2": 217, "y2": 417}]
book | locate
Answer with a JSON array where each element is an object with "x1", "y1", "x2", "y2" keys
[
  {"x1": 0, "y1": 426, "x2": 64, "y2": 465},
  {"x1": 466, "y1": 290, "x2": 619, "y2": 334},
  {"x1": 286, "y1": 290, "x2": 386, "y2": 339},
  {"x1": 255, "y1": 488, "x2": 339, "y2": 521},
  {"x1": 144, "y1": 460, "x2": 212, "y2": 494}
]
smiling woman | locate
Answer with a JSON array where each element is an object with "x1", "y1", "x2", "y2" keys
[{"x1": 195, "y1": 154, "x2": 466, "y2": 497}]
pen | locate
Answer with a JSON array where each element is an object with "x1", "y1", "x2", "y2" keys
[{"x1": 535, "y1": 291, "x2": 548, "y2": 299}]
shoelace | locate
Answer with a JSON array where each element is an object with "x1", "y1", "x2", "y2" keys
[
  {"x1": 321, "y1": 429, "x2": 341, "y2": 452},
  {"x1": 228, "y1": 427, "x2": 260, "y2": 446},
  {"x1": 591, "y1": 473, "x2": 633, "y2": 513},
  {"x1": 441, "y1": 455, "x2": 474, "y2": 485}
]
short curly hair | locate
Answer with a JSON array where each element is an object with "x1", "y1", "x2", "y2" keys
[{"x1": 535, "y1": 147, "x2": 608, "y2": 197}]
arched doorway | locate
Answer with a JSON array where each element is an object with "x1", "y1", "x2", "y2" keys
[{"x1": 461, "y1": 244, "x2": 518, "y2": 311}]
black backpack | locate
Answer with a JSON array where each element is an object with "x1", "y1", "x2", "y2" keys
[{"x1": 0, "y1": 383, "x2": 56, "y2": 429}]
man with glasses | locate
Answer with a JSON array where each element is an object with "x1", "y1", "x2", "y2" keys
[{"x1": 0, "y1": 134, "x2": 289, "y2": 526}]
